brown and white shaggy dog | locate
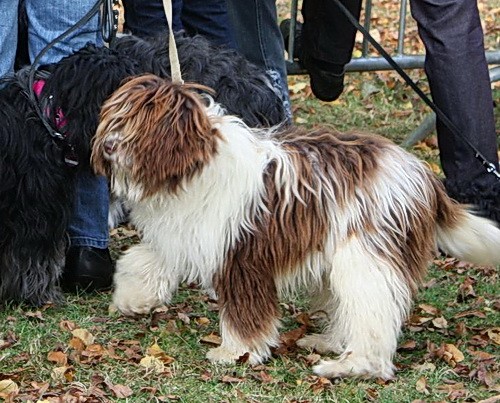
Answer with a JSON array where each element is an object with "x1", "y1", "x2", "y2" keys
[{"x1": 92, "y1": 75, "x2": 500, "y2": 379}]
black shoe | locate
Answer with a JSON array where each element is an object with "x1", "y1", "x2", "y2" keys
[
  {"x1": 303, "y1": 55, "x2": 346, "y2": 102},
  {"x1": 62, "y1": 246, "x2": 114, "y2": 292}
]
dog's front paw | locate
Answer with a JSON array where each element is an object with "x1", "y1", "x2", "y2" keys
[
  {"x1": 113, "y1": 293, "x2": 160, "y2": 316},
  {"x1": 312, "y1": 356, "x2": 394, "y2": 380},
  {"x1": 113, "y1": 272, "x2": 162, "y2": 316}
]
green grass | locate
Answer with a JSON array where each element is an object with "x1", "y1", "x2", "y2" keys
[{"x1": 1, "y1": 258, "x2": 498, "y2": 401}]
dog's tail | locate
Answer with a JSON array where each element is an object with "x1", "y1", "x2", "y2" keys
[{"x1": 434, "y1": 178, "x2": 500, "y2": 266}]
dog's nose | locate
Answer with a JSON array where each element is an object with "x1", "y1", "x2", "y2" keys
[{"x1": 103, "y1": 139, "x2": 117, "y2": 156}]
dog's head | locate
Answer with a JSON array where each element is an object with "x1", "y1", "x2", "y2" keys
[
  {"x1": 40, "y1": 45, "x2": 141, "y2": 165},
  {"x1": 92, "y1": 74, "x2": 220, "y2": 198}
]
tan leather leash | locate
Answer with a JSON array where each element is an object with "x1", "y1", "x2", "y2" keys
[{"x1": 161, "y1": 0, "x2": 184, "y2": 85}]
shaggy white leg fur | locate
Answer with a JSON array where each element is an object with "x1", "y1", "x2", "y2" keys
[
  {"x1": 311, "y1": 237, "x2": 411, "y2": 379},
  {"x1": 298, "y1": 283, "x2": 344, "y2": 354},
  {"x1": 113, "y1": 243, "x2": 173, "y2": 316},
  {"x1": 207, "y1": 315, "x2": 280, "y2": 365},
  {"x1": 297, "y1": 333, "x2": 344, "y2": 355}
]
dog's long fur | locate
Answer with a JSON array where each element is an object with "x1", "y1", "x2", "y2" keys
[
  {"x1": 0, "y1": 34, "x2": 286, "y2": 306},
  {"x1": 92, "y1": 75, "x2": 500, "y2": 379}
]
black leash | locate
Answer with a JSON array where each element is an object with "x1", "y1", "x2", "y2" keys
[
  {"x1": 331, "y1": 0, "x2": 500, "y2": 181},
  {"x1": 26, "y1": 0, "x2": 118, "y2": 167}
]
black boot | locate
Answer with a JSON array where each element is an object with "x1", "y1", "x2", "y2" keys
[
  {"x1": 302, "y1": 56, "x2": 346, "y2": 102},
  {"x1": 62, "y1": 246, "x2": 114, "y2": 292}
]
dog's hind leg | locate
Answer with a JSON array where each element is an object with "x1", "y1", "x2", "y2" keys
[
  {"x1": 297, "y1": 280, "x2": 344, "y2": 354},
  {"x1": 113, "y1": 242, "x2": 174, "y2": 316},
  {"x1": 311, "y1": 236, "x2": 412, "y2": 380}
]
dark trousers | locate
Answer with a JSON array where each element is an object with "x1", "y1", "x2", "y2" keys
[
  {"x1": 302, "y1": 0, "x2": 498, "y2": 189},
  {"x1": 410, "y1": 0, "x2": 498, "y2": 188},
  {"x1": 302, "y1": 0, "x2": 362, "y2": 67},
  {"x1": 226, "y1": 0, "x2": 291, "y2": 118},
  {"x1": 121, "y1": 0, "x2": 236, "y2": 48}
]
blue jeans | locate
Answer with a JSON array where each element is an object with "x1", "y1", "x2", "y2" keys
[
  {"x1": 0, "y1": 0, "x2": 109, "y2": 248},
  {"x1": 0, "y1": 4, "x2": 18, "y2": 76},
  {"x1": 226, "y1": 0, "x2": 292, "y2": 120}
]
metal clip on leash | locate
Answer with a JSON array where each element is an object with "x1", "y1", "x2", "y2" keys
[
  {"x1": 102, "y1": 0, "x2": 120, "y2": 44},
  {"x1": 161, "y1": 0, "x2": 183, "y2": 84},
  {"x1": 330, "y1": 0, "x2": 500, "y2": 181}
]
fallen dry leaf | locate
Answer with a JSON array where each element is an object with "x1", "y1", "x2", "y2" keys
[
  {"x1": 416, "y1": 376, "x2": 430, "y2": 395},
  {"x1": 454, "y1": 310, "x2": 486, "y2": 319},
  {"x1": 24, "y1": 310, "x2": 45, "y2": 321},
  {"x1": 258, "y1": 371, "x2": 274, "y2": 384},
  {"x1": 221, "y1": 375, "x2": 244, "y2": 384},
  {"x1": 398, "y1": 340, "x2": 417, "y2": 351},
  {"x1": 487, "y1": 328, "x2": 500, "y2": 345},
  {"x1": 140, "y1": 355, "x2": 165, "y2": 373},
  {"x1": 457, "y1": 277, "x2": 476, "y2": 302},
  {"x1": 412, "y1": 362, "x2": 436, "y2": 373},
  {"x1": 468, "y1": 349, "x2": 496, "y2": 361},
  {"x1": 71, "y1": 328, "x2": 95, "y2": 346},
  {"x1": 309, "y1": 376, "x2": 332, "y2": 394},
  {"x1": 106, "y1": 382, "x2": 133, "y2": 398},
  {"x1": 59, "y1": 320, "x2": 77, "y2": 332},
  {"x1": 436, "y1": 382, "x2": 468, "y2": 401},
  {"x1": 50, "y1": 366, "x2": 75, "y2": 383},
  {"x1": 303, "y1": 353, "x2": 321, "y2": 365},
  {"x1": 0, "y1": 379, "x2": 19, "y2": 398},
  {"x1": 47, "y1": 350, "x2": 68, "y2": 366},
  {"x1": 418, "y1": 303, "x2": 440, "y2": 316},
  {"x1": 0, "y1": 331, "x2": 17, "y2": 350},
  {"x1": 68, "y1": 336, "x2": 86, "y2": 352},
  {"x1": 477, "y1": 395, "x2": 500, "y2": 403},
  {"x1": 442, "y1": 344, "x2": 465, "y2": 367},
  {"x1": 146, "y1": 342, "x2": 175, "y2": 364},
  {"x1": 432, "y1": 316, "x2": 448, "y2": 329},
  {"x1": 200, "y1": 371, "x2": 213, "y2": 382},
  {"x1": 196, "y1": 317, "x2": 210, "y2": 326},
  {"x1": 200, "y1": 333, "x2": 222, "y2": 346},
  {"x1": 177, "y1": 312, "x2": 190, "y2": 324}
]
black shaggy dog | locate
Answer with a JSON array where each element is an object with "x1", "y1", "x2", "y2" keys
[
  {"x1": 0, "y1": 34, "x2": 287, "y2": 306},
  {"x1": 111, "y1": 34, "x2": 287, "y2": 127}
]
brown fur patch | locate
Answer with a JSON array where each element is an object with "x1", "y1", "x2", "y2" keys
[
  {"x1": 215, "y1": 126, "x2": 388, "y2": 346},
  {"x1": 92, "y1": 74, "x2": 220, "y2": 197}
]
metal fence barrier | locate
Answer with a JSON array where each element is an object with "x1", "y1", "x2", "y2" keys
[{"x1": 284, "y1": 0, "x2": 500, "y2": 146}]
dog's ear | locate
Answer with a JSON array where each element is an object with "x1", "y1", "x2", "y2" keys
[{"x1": 94, "y1": 74, "x2": 220, "y2": 196}]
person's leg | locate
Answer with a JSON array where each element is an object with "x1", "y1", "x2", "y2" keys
[
  {"x1": 121, "y1": 0, "x2": 183, "y2": 38},
  {"x1": 27, "y1": 0, "x2": 114, "y2": 290},
  {"x1": 302, "y1": 0, "x2": 361, "y2": 67},
  {"x1": 226, "y1": 0, "x2": 291, "y2": 120},
  {"x1": 410, "y1": 0, "x2": 500, "y2": 223},
  {"x1": 181, "y1": 0, "x2": 236, "y2": 48},
  {"x1": 0, "y1": 1, "x2": 19, "y2": 77},
  {"x1": 300, "y1": 0, "x2": 362, "y2": 101}
]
